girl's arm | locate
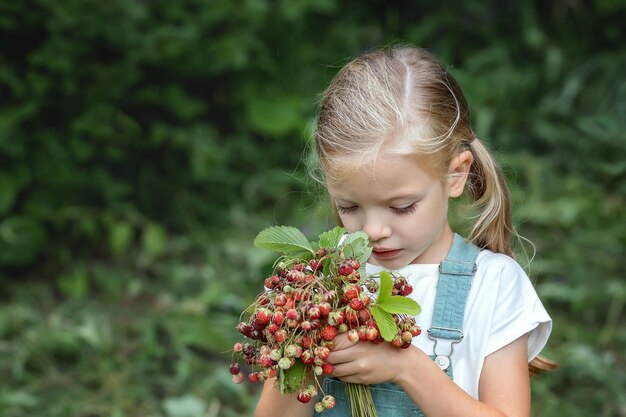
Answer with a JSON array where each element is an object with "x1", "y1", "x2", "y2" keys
[
  {"x1": 329, "y1": 333, "x2": 531, "y2": 417},
  {"x1": 255, "y1": 373, "x2": 316, "y2": 417}
]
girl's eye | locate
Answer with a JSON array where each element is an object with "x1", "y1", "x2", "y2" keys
[
  {"x1": 336, "y1": 205, "x2": 357, "y2": 214},
  {"x1": 391, "y1": 203, "x2": 417, "y2": 215}
]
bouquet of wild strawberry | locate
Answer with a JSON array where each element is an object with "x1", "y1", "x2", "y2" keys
[{"x1": 230, "y1": 226, "x2": 422, "y2": 417}]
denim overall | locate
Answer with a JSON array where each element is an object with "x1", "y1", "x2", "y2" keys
[{"x1": 316, "y1": 234, "x2": 480, "y2": 417}]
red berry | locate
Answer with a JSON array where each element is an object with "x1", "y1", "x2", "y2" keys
[
  {"x1": 274, "y1": 293, "x2": 287, "y2": 307},
  {"x1": 271, "y1": 311, "x2": 284, "y2": 325},
  {"x1": 338, "y1": 263, "x2": 353, "y2": 276},
  {"x1": 348, "y1": 258, "x2": 360, "y2": 271},
  {"x1": 232, "y1": 373, "x2": 244, "y2": 384},
  {"x1": 286, "y1": 309, "x2": 299, "y2": 320},
  {"x1": 248, "y1": 372, "x2": 260, "y2": 383},
  {"x1": 401, "y1": 284, "x2": 413, "y2": 296},
  {"x1": 411, "y1": 326, "x2": 422, "y2": 337},
  {"x1": 321, "y1": 325, "x2": 338, "y2": 341},
  {"x1": 229, "y1": 363, "x2": 240, "y2": 375},
  {"x1": 302, "y1": 336, "x2": 313, "y2": 349},
  {"x1": 366, "y1": 327, "x2": 379, "y2": 341},
  {"x1": 274, "y1": 329, "x2": 287, "y2": 342},
  {"x1": 349, "y1": 298, "x2": 364, "y2": 311},
  {"x1": 318, "y1": 302, "x2": 331, "y2": 317},
  {"x1": 308, "y1": 307, "x2": 320, "y2": 320},
  {"x1": 297, "y1": 390, "x2": 312, "y2": 403},
  {"x1": 256, "y1": 308, "x2": 271, "y2": 325},
  {"x1": 315, "y1": 346, "x2": 330, "y2": 360},
  {"x1": 322, "y1": 363, "x2": 334, "y2": 375},
  {"x1": 301, "y1": 350, "x2": 314, "y2": 365},
  {"x1": 309, "y1": 259, "x2": 322, "y2": 272},
  {"x1": 233, "y1": 342, "x2": 242, "y2": 352}
]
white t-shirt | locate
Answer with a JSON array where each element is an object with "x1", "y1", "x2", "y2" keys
[{"x1": 366, "y1": 249, "x2": 552, "y2": 399}]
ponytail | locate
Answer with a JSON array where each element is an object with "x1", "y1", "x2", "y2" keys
[
  {"x1": 465, "y1": 137, "x2": 513, "y2": 256},
  {"x1": 466, "y1": 136, "x2": 558, "y2": 376}
]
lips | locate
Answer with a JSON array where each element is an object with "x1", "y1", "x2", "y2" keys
[{"x1": 371, "y1": 248, "x2": 401, "y2": 259}]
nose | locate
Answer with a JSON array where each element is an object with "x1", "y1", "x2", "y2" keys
[{"x1": 362, "y1": 214, "x2": 391, "y2": 243}]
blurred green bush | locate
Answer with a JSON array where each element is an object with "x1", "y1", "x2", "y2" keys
[{"x1": 0, "y1": 1, "x2": 624, "y2": 416}]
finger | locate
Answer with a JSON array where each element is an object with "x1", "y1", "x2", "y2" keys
[{"x1": 331, "y1": 332, "x2": 358, "y2": 351}]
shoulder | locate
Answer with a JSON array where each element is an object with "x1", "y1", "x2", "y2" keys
[{"x1": 474, "y1": 250, "x2": 528, "y2": 283}]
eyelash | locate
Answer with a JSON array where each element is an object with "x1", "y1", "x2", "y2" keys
[{"x1": 336, "y1": 203, "x2": 417, "y2": 216}]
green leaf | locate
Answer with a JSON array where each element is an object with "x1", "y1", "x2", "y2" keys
[
  {"x1": 370, "y1": 305, "x2": 397, "y2": 342},
  {"x1": 378, "y1": 296, "x2": 421, "y2": 316},
  {"x1": 279, "y1": 359, "x2": 306, "y2": 394},
  {"x1": 340, "y1": 231, "x2": 372, "y2": 269},
  {"x1": 375, "y1": 271, "x2": 393, "y2": 305},
  {"x1": 254, "y1": 226, "x2": 314, "y2": 257},
  {"x1": 317, "y1": 226, "x2": 346, "y2": 248}
]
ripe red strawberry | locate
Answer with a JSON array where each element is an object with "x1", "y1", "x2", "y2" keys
[
  {"x1": 274, "y1": 329, "x2": 287, "y2": 343},
  {"x1": 349, "y1": 298, "x2": 364, "y2": 311},
  {"x1": 274, "y1": 293, "x2": 287, "y2": 306},
  {"x1": 366, "y1": 326, "x2": 379, "y2": 341},
  {"x1": 315, "y1": 346, "x2": 330, "y2": 360},
  {"x1": 248, "y1": 372, "x2": 260, "y2": 383},
  {"x1": 321, "y1": 325, "x2": 338, "y2": 341},
  {"x1": 271, "y1": 311, "x2": 284, "y2": 325},
  {"x1": 401, "y1": 283, "x2": 413, "y2": 296},
  {"x1": 338, "y1": 263, "x2": 353, "y2": 276},
  {"x1": 307, "y1": 307, "x2": 321, "y2": 320},
  {"x1": 256, "y1": 308, "x2": 271, "y2": 325},
  {"x1": 229, "y1": 363, "x2": 240, "y2": 375},
  {"x1": 348, "y1": 258, "x2": 360, "y2": 271},
  {"x1": 342, "y1": 284, "x2": 361, "y2": 301},
  {"x1": 411, "y1": 326, "x2": 422, "y2": 337},
  {"x1": 302, "y1": 336, "x2": 313, "y2": 349},
  {"x1": 322, "y1": 363, "x2": 334, "y2": 375},
  {"x1": 318, "y1": 302, "x2": 331, "y2": 317},
  {"x1": 286, "y1": 309, "x2": 299, "y2": 320},
  {"x1": 300, "y1": 349, "x2": 314, "y2": 365},
  {"x1": 308, "y1": 259, "x2": 322, "y2": 272},
  {"x1": 297, "y1": 390, "x2": 312, "y2": 403}
]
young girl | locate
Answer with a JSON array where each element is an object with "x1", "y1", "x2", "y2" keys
[{"x1": 256, "y1": 46, "x2": 554, "y2": 417}]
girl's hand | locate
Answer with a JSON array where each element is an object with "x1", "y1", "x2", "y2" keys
[{"x1": 327, "y1": 332, "x2": 425, "y2": 385}]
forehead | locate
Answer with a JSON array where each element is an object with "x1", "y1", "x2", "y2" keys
[{"x1": 326, "y1": 153, "x2": 439, "y2": 200}]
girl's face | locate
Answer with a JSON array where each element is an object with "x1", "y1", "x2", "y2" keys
[{"x1": 327, "y1": 153, "x2": 461, "y2": 269}]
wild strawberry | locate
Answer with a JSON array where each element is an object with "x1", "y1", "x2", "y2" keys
[
  {"x1": 271, "y1": 311, "x2": 284, "y2": 325},
  {"x1": 248, "y1": 372, "x2": 260, "y2": 383},
  {"x1": 297, "y1": 390, "x2": 312, "y2": 403},
  {"x1": 307, "y1": 307, "x2": 320, "y2": 320},
  {"x1": 267, "y1": 323, "x2": 279, "y2": 334},
  {"x1": 236, "y1": 322, "x2": 253, "y2": 337},
  {"x1": 358, "y1": 308, "x2": 371, "y2": 322},
  {"x1": 285, "y1": 344, "x2": 303, "y2": 358},
  {"x1": 269, "y1": 349, "x2": 282, "y2": 361},
  {"x1": 366, "y1": 326, "x2": 379, "y2": 341},
  {"x1": 338, "y1": 263, "x2": 353, "y2": 276},
  {"x1": 286, "y1": 270, "x2": 305, "y2": 283},
  {"x1": 411, "y1": 326, "x2": 422, "y2": 337},
  {"x1": 322, "y1": 395, "x2": 336, "y2": 409},
  {"x1": 348, "y1": 258, "x2": 360, "y2": 271},
  {"x1": 309, "y1": 319, "x2": 321, "y2": 329},
  {"x1": 316, "y1": 248, "x2": 327, "y2": 258},
  {"x1": 338, "y1": 323, "x2": 348, "y2": 333},
  {"x1": 306, "y1": 384, "x2": 318, "y2": 396},
  {"x1": 300, "y1": 320, "x2": 312, "y2": 331},
  {"x1": 232, "y1": 373, "x2": 244, "y2": 384},
  {"x1": 300, "y1": 349, "x2": 314, "y2": 365},
  {"x1": 327, "y1": 311, "x2": 344, "y2": 326},
  {"x1": 258, "y1": 294, "x2": 270, "y2": 305},
  {"x1": 322, "y1": 363, "x2": 334, "y2": 375},
  {"x1": 285, "y1": 298, "x2": 295, "y2": 310},
  {"x1": 314, "y1": 402, "x2": 325, "y2": 413},
  {"x1": 321, "y1": 325, "x2": 338, "y2": 341},
  {"x1": 286, "y1": 319, "x2": 299, "y2": 329},
  {"x1": 401, "y1": 283, "x2": 413, "y2": 296},
  {"x1": 274, "y1": 329, "x2": 287, "y2": 343},
  {"x1": 229, "y1": 363, "x2": 240, "y2": 375},
  {"x1": 256, "y1": 308, "x2": 272, "y2": 325},
  {"x1": 315, "y1": 346, "x2": 330, "y2": 360},
  {"x1": 350, "y1": 298, "x2": 364, "y2": 311},
  {"x1": 342, "y1": 284, "x2": 361, "y2": 301},
  {"x1": 302, "y1": 336, "x2": 313, "y2": 349},
  {"x1": 318, "y1": 302, "x2": 331, "y2": 317},
  {"x1": 274, "y1": 293, "x2": 287, "y2": 307},
  {"x1": 402, "y1": 331, "x2": 413, "y2": 344},
  {"x1": 313, "y1": 366, "x2": 323, "y2": 376},
  {"x1": 278, "y1": 357, "x2": 294, "y2": 370},
  {"x1": 308, "y1": 259, "x2": 322, "y2": 272},
  {"x1": 233, "y1": 342, "x2": 242, "y2": 352},
  {"x1": 286, "y1": 309, "x2": 299, "y2": 320},
  {"x1": 357, "y1": 326, "x2": 368, "y2": 341},
  {"x1": 264, "y1": 277, "x2": 273, "y2": 289},
  {"x1": 401, "y1": 342, "x2": 411, "y2": 349},
  {"x1": 293, "y1": 263, "x2": 304, "y2": 272},
  {"x1": 392, "y1": 335, "x2": 404, "y2": 347},
  {"x1": 344, "y1": 307, "x2": 359, "y2": 325},
  {"x1": 258, "y1": 355, "x2": 274, "y2": 368}
]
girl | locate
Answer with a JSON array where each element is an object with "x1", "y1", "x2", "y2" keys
[{"x1": 256, "y1": 46, "x2": 554, "y2": 417}]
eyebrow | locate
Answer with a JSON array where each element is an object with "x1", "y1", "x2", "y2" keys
[{"x1": 334, "y1": 192, "x2": 423, "y2": 204}]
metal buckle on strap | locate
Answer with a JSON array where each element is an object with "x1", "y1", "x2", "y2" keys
[
  {"x1": 438, "y1": 260, "x2": 477, "y2": 275},
  {"x1": 427, "y1": 327, "x2": 463, "y2": 371}
]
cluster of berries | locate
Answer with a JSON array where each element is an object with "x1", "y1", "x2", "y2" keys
[{"x1": 230, "y1": 249, "x2": 421, "y2": 412}]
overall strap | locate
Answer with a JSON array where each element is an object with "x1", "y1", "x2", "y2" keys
[{"x1": 427, "y1": 233, "x2": 480, "y2": 370}]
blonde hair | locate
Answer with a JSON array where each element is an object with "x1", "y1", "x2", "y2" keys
[{"x1": 313, "y1": 45, "x2": 556, "y2": 375}]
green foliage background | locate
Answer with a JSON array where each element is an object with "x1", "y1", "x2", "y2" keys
[{"x1": 1, "y1": 1, "x2": 625, "y2": 416}]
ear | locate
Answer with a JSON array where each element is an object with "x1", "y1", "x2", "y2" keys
[{"x1": 447, "y1": 150, "x2": 473, "y2": 198}]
